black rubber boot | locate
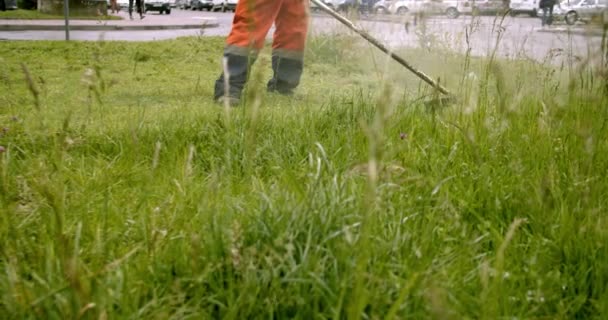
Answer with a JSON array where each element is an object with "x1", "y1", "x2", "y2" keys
[
  {"x1": 214, "y1": 53, "x2": 255, "y2": 101},
  {"x1": 267, "y1": 55, "x2": 303, "y2": 96}
]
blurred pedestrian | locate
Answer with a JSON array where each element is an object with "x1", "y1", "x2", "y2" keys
[
  {"x1": 129, "y1": 0, "x2": 145, "y2": 19},
  {"x1": 539, "y1": 0, "x2": 556, "y2": 26},
  {"x1": 214, "y1": 0, "x2": 309, "y2": 105},
  {"x1": 110, "y1": 0, "x2": 119, "y2": 13}
]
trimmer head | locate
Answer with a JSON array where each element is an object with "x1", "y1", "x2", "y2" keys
[{"x1": 423, "y1": 95, "x2": 459, "y2": 112}]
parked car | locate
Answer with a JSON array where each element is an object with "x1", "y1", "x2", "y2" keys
[
  {"x1": 338, "y1": 0, "x2": 381, "y2": 12},
  {"x1": 211, "y1": 0, "x2": 237, "y2": 12},
  {"x1": 326, "y1": 0, "x2": 348, "y2": 10},
  {"x1": 145, "y1": 0, "x2": 172, "y2": 14},
  {"x1": 509, "y1": 0, "x2": 539, "y2": 16},
  {"x1": 176, "y1": 0, "x2": 190, "y2": 9},
  {"x1": 1, "y1": 0, "x2": 18, "y2": 10},
  {"x1": 373, "y1": 0, "x2": 394, "y2": 13},
  {"x1": 373, "y1": 0, "x2": 467, "y2": 17},
  {"x1": 440, "y1": 0, "x2": 473, "y2": 17},
  {"x1": 540, "y1": 0, "x2": 607, "y2": 25},
  {"x1": 310, "y1": 0, "x2": 351, "y2": 12},
  {"x1": 390, "y1": 0, "x2": 447, "y2": 14},
  {"x1": 192, "y1": 0, "x2": 213, "y2": 10},
  {"x1": 465, "y1": 0, "x2": 509, "y2": 15}
]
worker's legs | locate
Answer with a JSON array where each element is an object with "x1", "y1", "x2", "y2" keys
[
  {"x1": 129, "y1": 0, "x2": 144, "y2": 19},
  {"x1": 129, "y1": 0, "x2": 133, "y2": 18},
  {"x1": 214, "y1": 0, "x2": 283, "y2": 101},
  {"x1": 137, "y1": 0, "x2": 144, "y2": 17},
  {"x1": 268, "y1": 0, "x2": 309, "y2": 95}
]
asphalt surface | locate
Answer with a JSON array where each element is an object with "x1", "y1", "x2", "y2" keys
[
  {"x1": 313, "y1": 14, "x2": 603, "y2": 64},
  {"x1": 0, "y1": 9, "x2": 602, "y2": 63}
]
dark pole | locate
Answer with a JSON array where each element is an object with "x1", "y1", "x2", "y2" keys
[{"x1": 64, "y1": 0, "x2": 70, "y2": 41}]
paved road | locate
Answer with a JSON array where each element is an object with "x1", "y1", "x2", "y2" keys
[
  {"x1": 313, "y1": 14, "x2": 602, "y2": 64},
  {"x1": 0, "y1": 9, "x2": 602, "y2": 63}
]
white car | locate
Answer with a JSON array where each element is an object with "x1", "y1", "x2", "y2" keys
[
  {"x1": 373, "y1": 0, "x2": 395, "y2": 13},
  {"x1": 390, "y1": 0, "x2": 432, "y2": 14},
  {"x1": 390, "y1": 0, "x2": 470, "y2": 17},
  {"x1": 212, "y1": 0, "x2": 237, "y2": 12},
  {"x1": 310, "y1": 0, "x2": 347, "y2": 11},
  {"x1": 509, "y1": 0, "x2": 538, "y2": 16},
  {"x1": 389, "y1": 0, "x2": 461, "y2": 14}
]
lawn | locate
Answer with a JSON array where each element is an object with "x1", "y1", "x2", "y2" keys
[
  {"x1": 0, "y1": 9, "x2": 122, "y2": 20},
  {"x1": 0, "y1": 33, "x2": 607, "y2": 319}
]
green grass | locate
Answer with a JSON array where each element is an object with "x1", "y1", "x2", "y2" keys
[
  {"x1": 0, "y1": 34, "x2": 607, "y2": 319},
  {"x1": 0, "y1": 9, "x2": 122, "y2": 20}
]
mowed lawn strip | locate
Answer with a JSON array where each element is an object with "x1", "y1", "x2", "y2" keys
[{"x1": 0, "y1": 9, "x2": 122, "y2": 20}]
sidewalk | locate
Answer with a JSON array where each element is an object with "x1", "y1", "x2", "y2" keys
[
  {"x1": 536, "y1": 26, "x2": 606, "y2": 37},
  {"x1": 0, "y1": 11, "x2": 218, "y2": 31}
]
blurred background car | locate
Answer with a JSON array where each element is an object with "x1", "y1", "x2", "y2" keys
[
  {"x1": 373, "y1": 0, "x2": 394, "y2": 13},
  {"x1": 327, "y1": 0, "x2": 348, "y2": 11},
  {"x1": 211, "y1": 0, "x2": 237, "y2": 12},
  {"x1": 176, "y1": 0, "x2": 190, "y2": 9},
  {"x1": 145, "y1": 0, "x2": 172, "y2": 14},
  {"x1": 310, "y1": 0, "x2": 350, "y2": 12},
  {"x1": 337, "y1": 0, "x2": 380, "y2": 13},
  {"x1": 373, "y1": 0, "x2": 469, "y2": 17},
  {"x1": 440, "y1": 0, "x2": 473, "y2": 17},
  {"x1": 465, "y1": 0, "x2": 509, "y2": 15},
  {"x1": 1, "y1": 0, "x2": 18, "y2": 10},
  {"x1": 390, "y1": 0, "x2": 447, "y2": 15},
  {"x1": 509, "y1": 0, "x2": 539, "y2": 16},
  {"x1": 191, "y1": 0, "x2": 213, "y2": 10}
]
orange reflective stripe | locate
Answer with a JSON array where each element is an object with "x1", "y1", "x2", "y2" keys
[
  {"x1": 272, "y1": 48, "x2": 304, "y2": 61},
  {"x1": 225, "y1": 44, "x2": 260, "y2": 57}
]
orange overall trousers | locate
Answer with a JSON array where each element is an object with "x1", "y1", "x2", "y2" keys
[{"x1": 214, "y1": 0, "x2": 309, "y2": 100}]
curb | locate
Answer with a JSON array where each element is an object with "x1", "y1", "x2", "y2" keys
[
  {"x1": 311, "y1": 12, "x2": 439, "y2": 23},
  {"x1": 537, "y1": 27, "x2": 605, "y2": 37},
  {"x1": 0, "y1": 22, "x2": 218, "y2": 31}
]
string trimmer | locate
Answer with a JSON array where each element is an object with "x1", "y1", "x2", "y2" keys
[{"x1": 309, "y1": 0, "x2": 455, "y2": 104}]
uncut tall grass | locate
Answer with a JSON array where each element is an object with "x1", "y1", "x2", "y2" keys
[{"x1": 0, "y1": 20, "x2": 607, "y2": 319}]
